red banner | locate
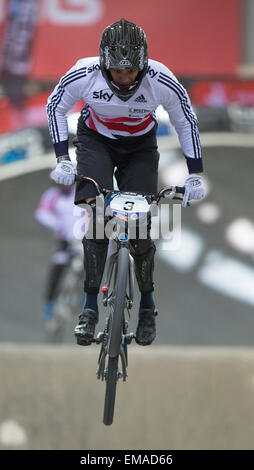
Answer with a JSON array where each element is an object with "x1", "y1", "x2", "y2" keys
[
  {"x1": 0, "y1": 0, "x2": 241, "y2": 80},
  {"x1": 0, "y1": 92, "x2": 82, "y2": 134},
  {"x1": 190, "y1": 80, "x2": 254, "y2": 106}
]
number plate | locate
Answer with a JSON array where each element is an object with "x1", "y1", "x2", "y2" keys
[{"x1": 109, "y1": 194, "x2": 150, "y2": 215}]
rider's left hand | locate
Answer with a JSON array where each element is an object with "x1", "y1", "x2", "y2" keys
[{"x1": 182, "y1": 174, "x2": 205, "y2": 207}]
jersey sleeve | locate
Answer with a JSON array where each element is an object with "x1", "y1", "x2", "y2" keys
[
  {"x1": 157, "y1": 64, "x2": 203, "y2": 173},
  {"x1": 46, "y1": 60, "x2": 86, "y2": 157}
]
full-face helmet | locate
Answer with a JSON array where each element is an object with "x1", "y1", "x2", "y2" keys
[{"x1": 99, "y1": 18, "x2": 148, "y2": 101}]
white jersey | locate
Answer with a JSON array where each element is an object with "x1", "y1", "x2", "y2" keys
[
  {"x1": 35, "y1": 186, "x2": 88, "y2": 241},
  {"x1": 47, "y1": 57, "x2": 202, "y2": 171}
]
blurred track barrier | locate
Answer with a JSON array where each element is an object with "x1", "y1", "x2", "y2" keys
[
  {"x1": 1, "y1": 343, "x2": 254, "y2": 450},
  {"x1": 158, "y1": 132, "x2": 254, "y2": 150},
  {"x1": 2, "y1": 132, "x2": 254, "y2": 182}
]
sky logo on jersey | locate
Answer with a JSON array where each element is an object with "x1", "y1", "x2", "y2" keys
[
  {"x1": 87, "y1": 64, "x2": 100, "y2": 73},
  {"x1": 147, "y1": 66, "x2": 158, "y2": 79},
  {"x1": 134, "y1": 94, "x2": 147, "y2": 103},
  {"x1": 93, "y1": 90, "x2": 113, "y2": 102}
]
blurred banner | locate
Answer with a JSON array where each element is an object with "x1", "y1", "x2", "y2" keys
[
  {"x1": 0, "y1": 91, "x2": 82, "y2": 134},
  {"x1": 190, "y1": 80, "x2": 254, "y2": 106},
  {"x1": 0, "y1": 0, "x2": 241, "y2": 80},
  {"x1": 0, "y1": 0, "x2": 244, "y2": 139},
  {"x1": 0, "y1": 0, "x2": 38, "y2": 105}
]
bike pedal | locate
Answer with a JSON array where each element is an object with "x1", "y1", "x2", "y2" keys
[
  {"x1": 124, "y1": 333, "x2": 135, "y2": 344},
  {"x1": 94, "y1": 332, "x2": 104, "y2": 344}
]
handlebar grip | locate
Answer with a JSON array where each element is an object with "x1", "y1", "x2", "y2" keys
[
  {"x1": 75, "y1": 174, "x2": 83, "y2": 182},
  {"x1": 175, "y1": 186, "x2": 185, "y2": 194}
]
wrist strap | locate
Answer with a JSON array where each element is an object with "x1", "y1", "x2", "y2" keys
[{"x1": 57, "y1": 155, "x2": 71, "y2": 163}]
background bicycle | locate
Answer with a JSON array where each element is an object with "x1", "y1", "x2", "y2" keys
[{"x1": 45, "y1": 238, "x2": 84, "y2": 343}]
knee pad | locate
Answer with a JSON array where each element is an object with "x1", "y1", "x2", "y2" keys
[
  {"x1": 130, "y1": 238, "x2": 156, "y2": 293},
  {"x1": 85, "y1": 199, "x2": 107, "y2": 242},
  {"x1": 82, "y1": 238, "x2": 108, "y2": 294},
  {"x1": 82, "y1": 199, "x2": 109, "y2": 293}
]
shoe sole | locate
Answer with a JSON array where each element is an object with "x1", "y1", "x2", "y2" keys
[
  {"x1": 135, "y1": 336, "x2": 155, "y2": 346},
  {"x1": 75, "y1": 332, "x2": 93, "y2": 346}
]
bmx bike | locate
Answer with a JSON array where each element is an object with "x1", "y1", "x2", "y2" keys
[{"x1": 75, "y1": 175, "x2": 185, "y2": 425}]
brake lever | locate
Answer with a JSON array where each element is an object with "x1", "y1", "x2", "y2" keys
[{"x1": 164, "y1": 193, "x2": 190, "y2": 206}]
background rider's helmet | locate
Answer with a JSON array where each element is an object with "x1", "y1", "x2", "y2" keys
[{"x1": 99, "y1": 18, "x2": 148, "y2": 102}]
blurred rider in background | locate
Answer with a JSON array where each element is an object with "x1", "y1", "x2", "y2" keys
[{"x1": 35, "y1": 180, "x2": 88, "y2": 337}]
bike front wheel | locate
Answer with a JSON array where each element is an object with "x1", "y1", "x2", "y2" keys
[
  {"x1": 103, "y1": 355, "x2": 119, "y2": 426},
  {"x1": 108, "y1": 246, "x2": 129, "y2": 358},
  {"x1": 103, "y1": 245, "x2": 129, "y2": 425}
]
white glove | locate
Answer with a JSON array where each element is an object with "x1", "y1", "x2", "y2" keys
[
  {"x1": 50, "y1": 160, "x2": 76, "y2": 185},
  {"x1": 182, "y1": 174, "x2": 204, "y2": 207}
]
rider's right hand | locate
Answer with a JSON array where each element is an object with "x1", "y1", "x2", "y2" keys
[{"x1": 50, "y1": 160, "x2": 76, "y2": 185}]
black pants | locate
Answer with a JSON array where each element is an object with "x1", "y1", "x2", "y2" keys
[
  {"x1": 74, "y1": 117, "x2": 159, "y2": 203},
  {"x1": 74, "y1": 116, "x2": 159, "y2": 295}
]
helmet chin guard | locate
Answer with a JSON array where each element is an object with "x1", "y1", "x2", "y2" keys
[{"x1": 99, "y1": 18, "x2": 148, "y2": 101}]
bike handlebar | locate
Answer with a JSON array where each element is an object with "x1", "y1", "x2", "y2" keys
[{"x1": 74, "y1": 175, "x2": 185, "y2": 203}]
